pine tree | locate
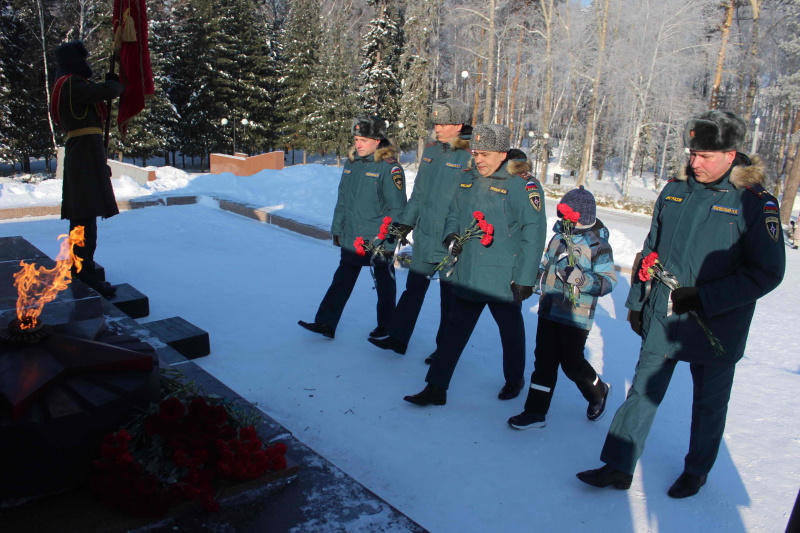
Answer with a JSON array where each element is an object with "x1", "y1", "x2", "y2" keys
[
  {"x1": 278, "y1": 0, "x2": 321, "y2": 158},
  {"x1": 359, "y1": 0, "x2": 403, "y2": 125},
  {"x1": 306, "y1": 2, "x2": 358, "y2": 159},
  {"x1": 396, "y1": 0, "x2": 440, "y2": 153}
]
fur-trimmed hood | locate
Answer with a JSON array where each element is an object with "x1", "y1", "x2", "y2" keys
[
  {"x1": 348, "y1": 144, "x2": 399, "y2": 163},
  {"x1": 677, "y1": 153, "x2": 766, "y2": 189}
]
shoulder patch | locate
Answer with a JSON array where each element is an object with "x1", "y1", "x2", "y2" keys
[
  {"x1": 391, "y1": 166, "x2": 403, "y2": 174},
  {"x1": 763, "y1": 200, "x2": 779, "y2": 215},
  {"x1": 529, "y1": 191, "x2": 542, "y2": 211},
  {"x1": 765, "y1": 216, "x2": 780, "y2": 242},
  {"x1": 746, "y1": 184, "x2": 771, "y2": 199},
  {"x1": 525, "y1": 181, "x2": 538, "y2": 191},
  {"x1": 516, "y1": 171, "x2": 534, "y2": 180},
  {"x1": 384, "y1": 157, "x2": 397, "y2": 164},
  {"x1": 393, "y1": 173, "x2": 404, "y2": 190}
]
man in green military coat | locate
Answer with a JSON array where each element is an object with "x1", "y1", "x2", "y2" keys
[
  {"x1": 368, "y1": 98, "x2": 472, "y2": 357},
  {"x1": 299, "y1": 115, "x2": 407, "y2": 339},
  {"x1": 403, "y1": 124, "x2": 547, "y2": 406},
  {"x1": 577, "y1": 110, "x2": 785, "y2": 498}
]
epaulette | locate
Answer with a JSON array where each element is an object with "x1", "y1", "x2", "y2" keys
[
  {"x1": 515, "y1": 171, "x2": 534, "y2": 180},
  {"x1": 745, "y1": 183, "x2": 772, "y2": 200},
  {"x1": 425, "y1": 141, "x2": 436, "y2": 148},
  {"x1": 384, "y1": 157, "x2": 397, "y2": 164},
  {"x1": 666, "y1": 178, "x2": 680, "y2": 183}
]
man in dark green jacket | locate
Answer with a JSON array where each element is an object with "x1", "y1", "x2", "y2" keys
[
  {"x1": 403, "y1": 124, "x2": 547, "y2": 406},
  {"x1": 369, "y1": 98, "x2": 472, "y2": 357},
  {"x1": 299, "y1": 115, "x2": 407, "y2": 339},
  {"x1": 577, "y1": 110, "x2": 785, "y2": 498}
]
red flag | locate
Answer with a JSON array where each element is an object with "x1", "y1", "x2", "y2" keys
[{"x1": 112, "y1": 0, "x2": 154, "y2": 136}]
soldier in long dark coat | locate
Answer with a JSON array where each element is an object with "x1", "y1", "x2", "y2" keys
[{"x1": 51, "y1": 41, "x2": 124, "y2": 297}]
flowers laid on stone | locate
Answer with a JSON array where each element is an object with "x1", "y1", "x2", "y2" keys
[{"x1": 90, "y1": 371, "x2": 289, "y2": 517}]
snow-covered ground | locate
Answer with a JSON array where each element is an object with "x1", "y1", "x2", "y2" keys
[{"x1": 1, "y1": 162, "x2": 798, "y2": 532}]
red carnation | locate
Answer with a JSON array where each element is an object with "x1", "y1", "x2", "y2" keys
[
  {"x1": 638, "y1": 252, "x2": 659, "y2": 282},
  {"x1": 473, "y1": 211, "x2": 485, "y2": 221},
  {"x1": 383, "y1": 216, "x2": 392, "y2": 224},
  {"x1": 354, "y1": 236, "x2": 366, "y2": 256},
  {"x1": 159, "y1": 397, "x2": 185, "y2": 422},
  {"x1": 480, "y1": 234, "x2": 493, "y2": 246},
  {"x1": 557, "y1": 203, "x2": 580, "y2": 224}
]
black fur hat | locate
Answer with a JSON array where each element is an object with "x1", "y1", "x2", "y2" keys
[
  {"x1": 352, "y1": 115, "x2": 388, "y2": 140},
  {"x1": 54, "y1": 41, "x2": 92, "y2": 78},
  {"x1": 683, "y1": 110, "x2": 746, "y2": 152}
]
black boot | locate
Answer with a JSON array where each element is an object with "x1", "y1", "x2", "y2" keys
[
  {"x1": 368, "y1": 336, "x2": 407, "y2": 355},
  {"x1": 403, "y1": 384, "x2": 446, "y2": 406},
  {"x1": 424, "y1": 352, "x2": 437, "y2": 365},
  {"x1": 667, "y1": 472, "x2": 707, "y2": 498},
  {"x1": 576, "y1": 464, "x2": 632, "y2": 490},
  {"x1": 369, "y1": 326, "x2": 388, "y2": 338},
  {"x1": 298, "y1": 320, "x2": 335, "y2": 339},
  {"x1": 498, "y1": 380, "x2": 525, "y2": 400},
  {"x1": 587, "y1": 381, "x2": 611, "y2": 421}
]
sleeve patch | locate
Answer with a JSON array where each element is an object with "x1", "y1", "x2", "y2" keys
[
  {"x1": 529, "y1": 191, "x2": 542, "y2": 211},
  {"x1": 525, "y1": 181, "x2": 538, "y2": 191},
  {"x1": 764, "y1": 200, "x2": 779, "y2": 214},
  {"x1": 393, "y1": 173, "x2": 404, "y2": 190},
  {"x1": 766, "y1": 216, "x2": 781, "y2": 241},
  {"x1": 391, "y1": 166, "x2": 403, "y2": 174}
]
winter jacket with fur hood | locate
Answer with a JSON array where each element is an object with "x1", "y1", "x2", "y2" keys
[
  {"x1": 538, "y1": 219, "x2": 617, "y2": 330},
  {"x1": 625, "y1": 153, "x2": 785, "y2": 364},
  {"x1": 444, "y1": 159, "x2": 547, "y2": 303},
  {"x1": 331, "y1": 144, "x2": 407, "y2": 258},
  {"x1": 399, "y1": 136, "x2": 472, "y2": 274}
]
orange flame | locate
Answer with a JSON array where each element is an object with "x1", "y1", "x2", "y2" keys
[{"x1": 13, "y1": 226, "x2": 85, "y2": 329}]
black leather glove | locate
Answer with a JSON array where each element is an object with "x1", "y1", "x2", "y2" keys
[
  {"x1": 391, "y1": 222, "x2": 413, "y2": 245},
  {"x1": 511, "y1": 283, "x2": 534, "y2": 304},
  {"x1": 444, "y1": 233, "x2": 462, "y2": 256},
  {"x1": 671, "y1": 287, "x2": 702, "y2": 315},
  {"x1": 629, "y1": 310, "x2": 642, "y2": 336},
  {"x1": 557, "y1": 265, "x2": 587, "y2": 287},
  {"x1": 332, "y1": 235, "x2": 341, "y2": 247},
  {"x1": 105, "y1": 72, "x2": 120, "y2": 82}
]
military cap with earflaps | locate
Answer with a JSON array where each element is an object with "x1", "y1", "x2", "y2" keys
[
  {"x1": 54, "y1": 41, "x2": 92, "y2": 78},
  {"x1": 471, "y1": 124, "x2": 511, "y2": 152},
  {"x1": 431, "y1": 98, "x2": 471, "y2": 125},
  {"x1": 683, "y1": 110, "x2": 746, "y2": 152},
  {"x1": 352, "y1": 115, "x2": 388, "y2": 140}
]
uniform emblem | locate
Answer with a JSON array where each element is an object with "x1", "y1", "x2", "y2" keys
[
  {"x1": 460, "y1": 183, "x2": 472, "y2": 188},
  {"x1": 765, "y1": 216, "x2": 780, "y2": 242},
  {"x1": 343, "y1": 169, "x2": 352, "y2": 174},
  {"x1": 763, "y1": 200, "x2": 779, "y2": 214},
  {"x1": 490, "y1": 186, "x2": 507, "y2": 194},
  {"x1": 422, "y1": 157, "x2": 433, "y2": 163},
  {"x1": 393, "y1": 173, "x2": 404, "y2": 190},
  {"x1": 689, "y1": 130, "x2": 696, "y2": 137},
  {"x1": 529, "y1": 191, "x2": 541, "y2": 211},
  {"x1": 525, "y1": 180, "x2": 538, "y2": 191},
  {"x1": 711, "y1": 205, "x2": 739, "y2": 216},
  {"x1": 366, "y1": 172, "x2": 380, "y2": 178},
  {"x1": 665, "y1": 196, "x2": 683, "y2": 203},
  {"x1": 445, "y1": 162, "x2": 462, "y2": 169},
  {"x1": 433, "y1": 110, "x2": 439, "y2": 117},
  {"x1": 475, "y1": 134, "x2": 481, "y2": 141},
  {"x1": 391, "y1": 166, "x2": 402, "y2": 174}
]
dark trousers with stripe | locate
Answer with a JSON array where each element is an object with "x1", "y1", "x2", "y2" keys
[
  {"x1": 388, "y1": 268, "x2": 453, "y2": 349},
  {"x1": 523, "y1": 317, "x2": 604, "y2": 415},
  {"x1": 426, "y1": 295, "x2": 525, "y2": 390},
  {"x1": 314, "y1": 249, "x2": 396, "y2": 332},
  {"x1": 600, "y1": 348, "x2": 735, "y2": 476}
]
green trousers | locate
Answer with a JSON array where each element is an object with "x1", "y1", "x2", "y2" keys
[{"x1": 600, "y1": 349, "x2": 736, "y2": 476}]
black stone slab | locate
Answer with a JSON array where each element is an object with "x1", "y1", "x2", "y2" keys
[
  {"x1": 107, "y1": 283, "x2": 149, "y2": 319},
  {"x1": 93, "y1": 262, "x2": 106, "y2": 282},
  {"x1": 143, "y1": 316, "x2": 210, "y2": 359},
  {"x1": 0, "y1": 236, "x2": 49, "y2": 264}
]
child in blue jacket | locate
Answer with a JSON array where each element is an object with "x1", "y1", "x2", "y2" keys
[{"x1": 508, "y1": 186, "x2": 616, "y2": 429}]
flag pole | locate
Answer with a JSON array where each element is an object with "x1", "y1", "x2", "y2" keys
[{"x1": 103, "y1": 49, "x2": 117, "y2": 151}]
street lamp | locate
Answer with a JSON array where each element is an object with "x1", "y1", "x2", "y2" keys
[
  {"x1": 220, "y1": 117, "x2": 236, "y2": 154},
  {"x1": 461, "y1": 70, "x2": 469, "y2": 99},
  {"x1": 240, "y1": 118, "x2": 249, "y2": 155}
]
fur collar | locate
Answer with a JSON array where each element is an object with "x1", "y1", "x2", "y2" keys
[
  {"x1": 677, "y1": 153, "x2": 766, "y2": 189},
  {"x1": 507, "y1": 159, "x2": 533, "y2": 176},
  {"x1": 451, "y1": 136, "x2": 470, "y2": 151},
  {"x1": 348, "y1": 144, "x2": 399, "y2": 163}
]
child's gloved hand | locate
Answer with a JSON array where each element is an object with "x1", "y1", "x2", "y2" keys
[{"x1": 558, "y1": 265, "x2": 587, "y2": 287}]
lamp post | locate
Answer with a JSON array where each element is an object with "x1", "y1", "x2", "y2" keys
[
  {"x1": 240, "y1": 118, "x2": 249, "y2": 155},
  {"x1": 220, "y1": 118, "x2": 236, "y2": 154},
  {"x1": 461, "y1": 70, "x2": 469, "y2": 100}
]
